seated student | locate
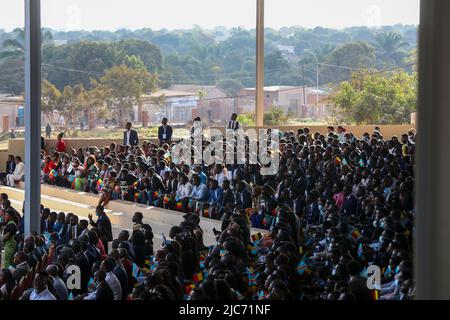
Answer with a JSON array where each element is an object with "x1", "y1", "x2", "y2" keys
[
  {"x1": 143, "y1": 168, "x2": 165, "y2": 206},
  {"x1": 56, "y1": 155, "x2": 74, "y2": 188},
  {"x1": 0, "y1": 269, "x2": 15, "y2": 300},
  {"x1": 206, "y1": 179, "x2": 223, "y2": 219},
  {"x1": 10, "y1": 251, "x2": 30, "y2": 283},
  {"x1": 0, "y1": 155, "x2": 15, "y2": 186},
  {"x1": 81, "y1": 270, "x2": 114, "y2": 301},
  {"x1": 25, "y1": 271, "x2": 56, "y2": 301},
  {"x1": 42, "y1": 155, "x2": 57, "y2": 184},
  {"x1": 163, "y1": 171, "x2": 179, "y2": 210},
  {"x1": 175, "y1": 174, "x2": 193, "y2": 213},
  {"x1": 6, "y1": 156, "x2": 24, "y2": 187},
  {"x1": 189, "y1": 174, "x2": 208, "y2": 214},
  {"x1": 45, "y1": 265, "x2": 68, "y2": 300}
]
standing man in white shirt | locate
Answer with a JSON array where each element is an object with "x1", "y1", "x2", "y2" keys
[
  {"x1": 123, "y1": 122, "x2": 139, "y2": 147},
  {"x1": 227, "y1": 113, "x2": 241, "y2": 132}
]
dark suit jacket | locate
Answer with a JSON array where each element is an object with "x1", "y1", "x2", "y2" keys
[
  {"x1": 67, "y1": 224, "x2": 82, "y2": 241},
  {"x1": 235, "y1": 189, "x2": 253, "y2": 209},
  {"x1": 90, "y1": 214, "x2": 113, "y2": 242},
  {"x1": 12, "y1": 261, "x2": 30, "y2": 283},
  {"x1": 75, "y1": 252, "x2": 90, "y2": 293},
  {"x1": 341, "y1": 195, "x2": 358, "y2": 216},
  {"x1": 292, "y1": 197, "x2": 306, "y2": 217},
  {"x1": 95, "y1": 281, "x2": 114, "y2": 300},
  {"x1": 6, "y1": 160, "x2": 15, "y2": 174},
  {"x1": 166, "y1": 179, "x2": 178, "y2": 195},
  {"x1": 113, "y1": 265, "x2": 129, "y2": 298},
  {"x1": 158, "y1": 125, "x2": 173, "y2": 144},
  {"x1": 123, "y1": 129, "x2": 139, "y2": 147},
  {"x1": 349, "y1": 276, "x2": 373, "y2": 300},
  {"x1": 306, "y1": 203, "x2": 320, "y2": 225}
]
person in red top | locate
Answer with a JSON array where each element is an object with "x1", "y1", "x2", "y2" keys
[
  {"x1": 43, "y1": 156, "x2": 56, "y2": 174},
  {"x1": 56, "y1": 133, "x2": 66, "y2": 153}
]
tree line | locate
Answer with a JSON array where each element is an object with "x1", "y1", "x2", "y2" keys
[{"x1": 0, "y1": 25, "x2": 418, "y2": 125}]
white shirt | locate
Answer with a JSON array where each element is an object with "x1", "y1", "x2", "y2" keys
[
  {"x1": 13, "y1": 162, "x2": 24, "y2": 176},
  {"x1": 227, "y1": 120, "x2": 240, "y2": 131},
  {"x1": 30, "y1": 288, "x2": 56, "y2": 300},
  {"x1": 176, "y1": 182, "x2": 193, "y2": 199},
  {"x1": 215, "y1": 171, "x2": 232, "y2": 186},
  {"x1": 126, "y1": 130, "x2": 131, "y2": 146},
  {"x1": 105, "y1": 271, "x2": 122, "y2": 300}
]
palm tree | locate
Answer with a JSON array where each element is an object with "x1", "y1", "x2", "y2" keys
[
  {"x1": 373, "y1": 31, "x2": 408, "y2": 66},
  {"x1": 0, "y1": 28, "x2": 53, "y2": 60},
  {"x1": 315, "y1": 44, "x2": 336, "y2": 62}
]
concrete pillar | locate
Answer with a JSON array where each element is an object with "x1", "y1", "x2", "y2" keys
[
  {"x1": 137, "y1": 103, "x2": 142, "y2": 123},
  {"x1": 88, "y1": 111, "x2": 96, "y2": 130},
  {"x1": 2, "y1": 115, "x2": 9, "y2": 133},
  {"x1": 142, "y1": 110, "x2": 149, "y2": 128},
  {"x1": 255, "y1": 0, "x2": 265, "y2": 126},
  {"x1": 416, "y1": 0, "x2": 450, "y2": 300},
  {"x1": 24, "y1": 0, "x2": 42, "y2": 236}
]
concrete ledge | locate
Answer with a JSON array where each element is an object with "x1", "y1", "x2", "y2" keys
[{"x1": 0, "y1": 185, "x2": 267, "y2": 246}]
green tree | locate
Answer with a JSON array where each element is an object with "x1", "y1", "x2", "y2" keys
[
  {"x1": 330, "y1": 70, "x2": 417, "y2": 125},
  {"x1": 264, "y1": 106, "x2": 289, "y2": 126},
  {"x1": 95, "y1": 62, "x2": 158, "y2": 125},
  {"x1": 41, "y1": 80, "x2": 89, "y2": 135},
  {"x1": 115, "y1": 39, "x2": 163, "y2": 73},
  {"x1": 237, "y1": 112, "x2": 255, "y2": 126},
  {"x1": 325, "y1": 41, "x2": 376, "y2": 83},
  {"x1": 0, "y1": 28, "x2": 53, "y2": 60}
]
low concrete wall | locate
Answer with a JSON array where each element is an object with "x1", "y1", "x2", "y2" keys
[
  {"x1": 0, "y1": 138, "x2": 159, "y2": 165},
  {"x1": 209, "y1": 125, "x2": 416, "y2": 139},
  {"x1": 0, "y1": 125, "x2": 416, "y2": 165},
  {"x1": 0, "y1": 185, "x2": 267, "y2": 246}
]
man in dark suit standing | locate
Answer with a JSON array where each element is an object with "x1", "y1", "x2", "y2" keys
[
  {"x1": 341, "y1": 186, "x2": 358, "y2": 217},
  {"x1": 67, "y1": 215, "x2": 82, "y2": 241},
  {"x1": 123, "y1": 122, "x2": 139, "y2": 147},
  {"x1": 305, "y1": 192, "x2": 320, "y2": 225},
  {"x1": 158, "y1": 118, "x2": 173, "y2": 147},
  {"x1": 88, "y1": 205, "x2": 113, "y2": 252}
]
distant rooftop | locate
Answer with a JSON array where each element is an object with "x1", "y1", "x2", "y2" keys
[
  {"x1": 242, "y1": 86, "x2": 297, "y2": 92},
  {"x1": 147, "y1": 89, "x2": 198, "y2": 99}
]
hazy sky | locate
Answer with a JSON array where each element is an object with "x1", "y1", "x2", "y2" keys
[{"x1": 1, "y1": 0, "x2": 420, "y2": 31}]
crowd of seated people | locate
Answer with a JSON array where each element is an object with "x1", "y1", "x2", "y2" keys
[{"x1": 0, "y1": 122, "x2": 416, "y2": 300}]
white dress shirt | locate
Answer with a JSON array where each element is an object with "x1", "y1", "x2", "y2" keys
[
  {"x1": 13, "y1": 162, "x2": 24, "y2": 176},
  {"x1": 126, "y1": 130, "x2": 131, "y2": 146},
  {"x1": 30, "y1": 288, "x2": 57, "y2": 300},
  {"x1": 176, "y1": 182, "x2": 193, "y2": 200}
]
